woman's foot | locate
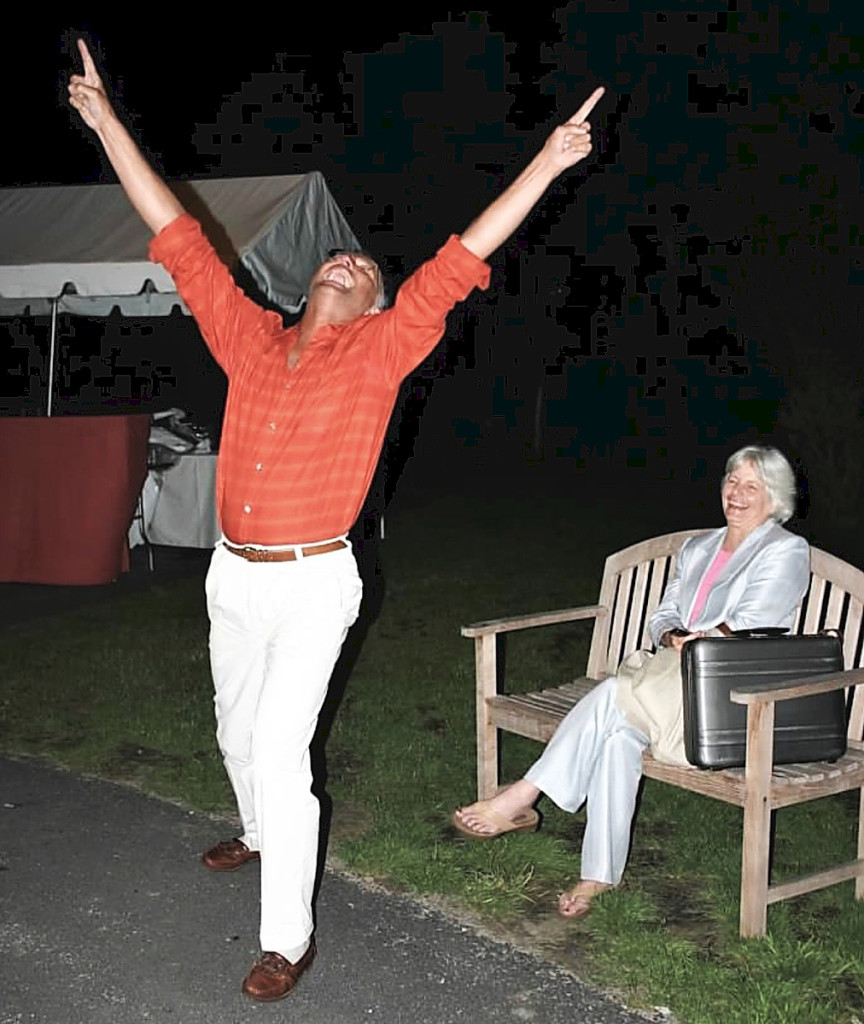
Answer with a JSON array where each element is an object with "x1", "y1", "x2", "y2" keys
[
  {"x1": 557, "y1": 879, "x2": 613, "y2": 919},
  {"x1": 452, "y1": 781, "x2": 540, "y2": 840}
]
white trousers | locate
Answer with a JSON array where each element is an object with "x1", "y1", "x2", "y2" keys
[
  {"x1": 524, "y1": 677, "x2": 649, "y2": 886},
  {"x1": 205, "y1": 542, "x2": 362, "y2": 955}
]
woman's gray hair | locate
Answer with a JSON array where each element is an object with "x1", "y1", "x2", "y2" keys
[{"x1": 723, "y1": 445, "x2": 797, "y2": 524}]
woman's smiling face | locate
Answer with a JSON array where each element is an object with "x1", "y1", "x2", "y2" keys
[{"x1": 722, "y1": 459, "x2": 774, "y2": 536}]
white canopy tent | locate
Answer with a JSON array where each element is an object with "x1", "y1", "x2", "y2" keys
[{"x1": 0, "y1": 172, "x2": 360, "y2": 413}]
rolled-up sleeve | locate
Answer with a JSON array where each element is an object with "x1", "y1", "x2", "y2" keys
[
  {"x1": 149, "y1": 214, "x2": 282, "y2": 376},
  {"x1": 372, "y1": 235, "x2": 490, "y2": 386}
]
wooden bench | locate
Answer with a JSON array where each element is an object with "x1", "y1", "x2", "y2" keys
[{"x1": 462, "y1": 529, "x2": 864, "y2": 937}]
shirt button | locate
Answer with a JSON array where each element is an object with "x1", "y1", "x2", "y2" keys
[
  {"x1": 243, "y1": 504, "x2": 252, "y2": 514},
  {"x1": 268, "y1": 422, "x2": 277, "y2": 431},
  {"x1": 283, "y1": 381, "x2": 291, "y2": 390},
  {"x1": 255, "y1": 463, "x2": 263, "y2": 472}
]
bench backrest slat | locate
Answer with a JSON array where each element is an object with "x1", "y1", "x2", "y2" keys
[
  {"x1": 844, "y1": 596, "x2": 864, "y2": 670},
  {"x1": 803, "y1": 575, "x2": 828, "y2": 634},
  {"x1": 624, "y1": 561, "x2": 651, "y2": 657},
  {"x1": 640, "y1": 555, "x2": 671, "y2": 651}
]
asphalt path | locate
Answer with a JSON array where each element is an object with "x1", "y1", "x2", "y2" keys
[{"x1": 0, "y1": 754, "x2": 660, "y2": 1024}]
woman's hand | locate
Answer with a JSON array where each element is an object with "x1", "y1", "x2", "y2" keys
[{"x1": 663, "y1": 629, "x2": 704, "y2": 653}]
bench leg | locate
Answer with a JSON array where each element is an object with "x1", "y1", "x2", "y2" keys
[
  {"x1": 740, "y1": 701, "x2": 774, "y2": 938},
  {"x1": 475, "y1": 634, "x2": 499, "y2": 801},
  {"x1": 478, "y1": 723, "x2": 499, "y2": 802},
  {"x1": 740, "y1": 801, "x2": 772, "y2": 938},
  {"x1": 857, "y1": 786, "x2": 864, "y2": 901}
]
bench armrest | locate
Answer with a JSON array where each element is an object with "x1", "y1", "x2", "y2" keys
[
  {"x1": 461, "y1": 604, "x2": 606, "y2": 639},
  {"x1": 730, "y1": 666, "x2": 864, "y2": 705}
]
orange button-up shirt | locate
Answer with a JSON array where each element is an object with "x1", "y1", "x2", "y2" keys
[{"x1": 149, "y1": 214, "x2": 490, "y2": 544}]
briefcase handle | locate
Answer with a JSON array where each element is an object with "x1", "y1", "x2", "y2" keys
[
  {"x1": 731, "y1": 627, "x2": 788, "y2": 638},
  {"x1": 731, "y1": 627, "x2": 842, "y2": 640}
]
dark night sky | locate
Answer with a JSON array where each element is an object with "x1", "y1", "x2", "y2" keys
[
  {"x1": 7, "y1": 5, "x2": 859, "y2": 278},
  {"x1": 8, "y1": 6, "x2": 863, "y2": 267},
  {"x1": 6, "y1": 18, "x2": 374, "y2": 181},
  {"x1": 7, "y1": 11, "x2": 540, "y2": 190},
  {"x1": 4, "y1": 4, "x2": 864, "y2": 513}
]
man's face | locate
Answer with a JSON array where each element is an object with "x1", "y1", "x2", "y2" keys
[{"x1": 308, "y1": 249, "x2": 383, "y2": 319}]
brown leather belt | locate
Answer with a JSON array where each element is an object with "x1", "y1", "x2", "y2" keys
[{"x1": 223, "y1": 539, "x2": 347, "y2": 563}]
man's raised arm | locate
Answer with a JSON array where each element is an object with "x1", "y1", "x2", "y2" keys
[
  {"x1": 459, "y1": 87, "x2": 605, "y2": 262},
  {"x1": 68, "y1": 39, "x2": 184, "y2": 235}
]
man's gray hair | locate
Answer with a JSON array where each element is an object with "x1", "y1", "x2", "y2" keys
[
  {"x1": 372, "y1": 273, "x2": 388, "y2": 312},
  {"x1": 723, "y1": 445, "x2": 797, "y2": 524}
]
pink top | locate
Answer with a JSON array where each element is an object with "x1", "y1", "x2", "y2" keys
[{"x1": 688, "y1": 548, "x2": 732, "y2": 628}]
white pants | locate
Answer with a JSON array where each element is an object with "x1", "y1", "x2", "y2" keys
[
  {"x1": 205, "y1": 542, "x2": 362, "y2": 955},
  {"x1": 524, "y1": 677, "x2": 649, "y2": 886}
]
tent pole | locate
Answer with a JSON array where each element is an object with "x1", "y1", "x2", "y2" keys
[{"x1": 47, "y1": 298, "x2": 58, "y2": 417}]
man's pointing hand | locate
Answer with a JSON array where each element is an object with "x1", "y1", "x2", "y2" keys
[{"x1": 68, "y1": 38, "x2": 114, "y2": 132}]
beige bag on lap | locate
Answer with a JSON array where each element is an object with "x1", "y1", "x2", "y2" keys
[{"x1": 615, "y1": 646, "x2": 688, "y2": 766}]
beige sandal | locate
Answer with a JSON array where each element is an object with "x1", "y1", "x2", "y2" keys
[
  {"x1": 557, "y1": 881, "x2": 613, "y2": 919},
  {"x1": 451, "y1": 801, "x2": 539, "y2": 840}
]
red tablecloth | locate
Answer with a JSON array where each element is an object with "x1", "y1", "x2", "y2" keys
[{"x1": 0, "y1": 415, "x2": 150, "y2": 584}]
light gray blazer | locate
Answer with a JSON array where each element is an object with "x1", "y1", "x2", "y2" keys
[{"x1": 648, "y1": 520, "x2": 810, "y2": 647}]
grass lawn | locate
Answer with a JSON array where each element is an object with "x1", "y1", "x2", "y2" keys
[{"x1": 1, "y1": 462, "x2": 863, "y2": 1024}]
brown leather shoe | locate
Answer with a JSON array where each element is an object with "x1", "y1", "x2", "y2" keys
[
  {"x1": 242, "y1": 942, "x2": 316, "y2": 1002},
  {"x1": 201, "y1": 838, "x2": 260, "y2": 872}
]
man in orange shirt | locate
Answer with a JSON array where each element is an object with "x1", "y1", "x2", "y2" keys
[{"x1": 69, "y1": 38, "x2": 604, "y2": 1002}]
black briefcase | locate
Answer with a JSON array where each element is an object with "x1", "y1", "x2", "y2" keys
[{"x1": 680, "y1": 632, "x2": 847, "y2": 769}]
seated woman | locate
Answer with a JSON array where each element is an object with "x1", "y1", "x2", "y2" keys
[{"x1": 452, "y1": 445, "x2": 810, "y2": 919}]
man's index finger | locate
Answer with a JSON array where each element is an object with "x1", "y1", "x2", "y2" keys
[
  {"x1": 77, "y1": 38, "x2": 97, "y2": 79},
  {"x1": 568, "y1": 86, "x2": 605, "y2": 125}
]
